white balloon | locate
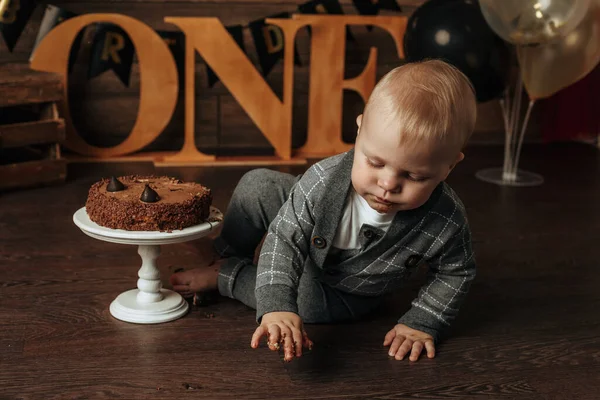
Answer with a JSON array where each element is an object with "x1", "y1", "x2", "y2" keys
[
  {"x1": 517, "y1": 0, "x2": 600, "y2": 98},
  {"x1": 479, "y1": 0, "x2": 590, "y2": 44}
]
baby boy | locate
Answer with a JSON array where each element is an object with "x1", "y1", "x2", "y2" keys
[{"x1": 171, "y1": 59, "x2": 477, "y2": 363}]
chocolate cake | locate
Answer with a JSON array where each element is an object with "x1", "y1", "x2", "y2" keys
[{"x1": 85, "y1": 175, "x2": 212, "y2": 232}]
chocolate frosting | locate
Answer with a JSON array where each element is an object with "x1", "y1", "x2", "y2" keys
[{"x1": 85, "y1": 175, "x2": 212, "y2": 232}]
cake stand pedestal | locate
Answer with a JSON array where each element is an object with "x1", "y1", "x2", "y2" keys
[{"x1": 73, "y1": 206, "x2": 222, "y2": 324}]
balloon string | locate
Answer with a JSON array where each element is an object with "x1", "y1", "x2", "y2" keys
[
  {"x1": 503, "y1": 87, "x2": 510, "y2": 121},
  {"x1": 509, "y1": 79, "x2": 519, "y2": 139},
  {"x1": 500, "y1": 98, "x2": 512, "y2": 176},
  {"x1": 509, "y1": 71, "x2": 523, "y2": 179},
  {"x1": 511, "y1": 100, "x2": 536, "y2": 176},
  {"x1": 500, "y1": 53, "x2": 513, "y2": 177}
]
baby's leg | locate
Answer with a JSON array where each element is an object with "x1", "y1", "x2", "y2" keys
[
  {"x1": 215, "y1": 169, "x2": 299, "y2": 304},
  {"x1": 217, "y1": 258, "x2": 258, "y2": 308},
  {"x1": 214, "y1": 168, "x2": 299, "y2": 258},
  {"x1": 170, "y1": 169, "x2": 298, "y2": 296}
]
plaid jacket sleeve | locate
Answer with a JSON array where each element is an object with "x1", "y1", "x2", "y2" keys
[
  {"x1": 398, "y1": 216, "x2": 476, "y2": 343},
  {"x1": 254, "y1": 164, "x2": 324, "y2": 320}
]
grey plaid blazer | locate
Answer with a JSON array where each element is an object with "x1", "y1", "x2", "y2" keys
[{"x1": 255, "y1": 150, "x2": 476, "y2": 340}]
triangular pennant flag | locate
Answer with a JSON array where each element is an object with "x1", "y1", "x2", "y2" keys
[
  {"x1": 352, "y1": 0, "x2": 377, "y2": 31},
  {"x1": 67, "y1": 31, "x2": 84, "y2": 75},
  {"x1": 298, "y1": 0, "x2": 356, "y2": 42},
  {"x1": 30, "y1": 5, "x2": 82, "y2": 74},
  {"x1": 249, "y1": 12, "x2": 302, "y2": 78},
  {"x1": 206, "y1": 25, "x2": 246, "y2": 88},
  {"x1": 0, "y1": 0, "x2": 38, "y2": 52},
  {"x1": 157, "y1": 30, "x2": 186, "y2": 91},
  {"x1": 88, "y1": 23, "x2": 135, "y2": 87}
]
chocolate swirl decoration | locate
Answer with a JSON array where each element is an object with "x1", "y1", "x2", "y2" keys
[
  {"x1": 140, "y1": 184, "x2": 160, "y2": 203},
  {"x1": 106, "y1": 176, "x2": 125, "y2": 192}
]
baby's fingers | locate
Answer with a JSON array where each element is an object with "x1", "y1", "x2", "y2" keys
[
  {"x1": 424, "y1": 340, "x2": 436, "y2": 359},
  {"x1": 292, "y1": 329, "x2": 304, "y2": 358},
  {"x1": 302, "y1": 330, "x2": 314, "y2": 350},
  {"x1": 395, "y1": 338, "x2": 413, "y2": 360},
  {"x1": 383, "y1": 329, "x2": 397, "y2": 346},
  {"x1": 408, "y1": 341, "x2": 424, "y2": 362},
  {"x1": 281, "y1": 330, "x2": 296, "y2": 362},
  {"x1": 251, "y1": 326, "x2": 268, "y2": 349},
  {"x1": 387, "y1": 335, "x2": 405, "y2": 357},
  {"x1": 266, "y1": 324, "x2": 282, "y2": 351}
]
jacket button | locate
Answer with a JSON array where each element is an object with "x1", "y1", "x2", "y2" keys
[
  {"x1": 405, "y1": 255, "x2": 422, "y2": 268},
  {"x1": 363, "y1": 230, "x2": 373, "y2": 239},
  {"x1": 311, "y1": 236, "x2": 327, "y2": 249}
]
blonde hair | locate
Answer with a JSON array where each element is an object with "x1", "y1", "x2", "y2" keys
[{"x1": 363, "y1": 59, "x2": 477, "y2": 155}]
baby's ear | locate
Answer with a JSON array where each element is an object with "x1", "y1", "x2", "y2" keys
[
  {"x1": 442, "y1": 152, "x2": 465, "y2": 180},
  {"x1": 449, "y1": 152, "x2": 465, "y2": 170},
  {"x1": 356, "y1": 114, "x2": 363, "y2": 134}
]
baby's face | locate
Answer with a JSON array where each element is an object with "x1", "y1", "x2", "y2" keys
[{"x1": 351, "y1": 114, "x2": 462, "y2": 214}]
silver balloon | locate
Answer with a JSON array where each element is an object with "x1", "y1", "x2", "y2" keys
[
  {"x1": 517, "y1": 0, "x2": 600, "y2": 99},
  {"x1": 479, "y1": 0, "x2": 591, "y2": 44}
]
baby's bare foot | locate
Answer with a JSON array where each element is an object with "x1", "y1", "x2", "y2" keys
[
  {"x1": 169, "y1": 259, "x2": 224, "y2": 298},
  {"x1": 181, "y1": 238, "x2": 220, "y2": 265}
]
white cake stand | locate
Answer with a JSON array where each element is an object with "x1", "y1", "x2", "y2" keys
[{"x1": 73, "y1": 206, "x2": 222, "y2": 324}]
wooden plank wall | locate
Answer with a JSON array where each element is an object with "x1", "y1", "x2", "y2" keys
[{"x1": 0, "y1": 0, "x2": 540, "y2": 157}]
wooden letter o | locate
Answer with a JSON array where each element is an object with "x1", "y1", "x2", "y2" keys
[{"x1": 31, "y1": 13, "x2": 178, "y2": 157}]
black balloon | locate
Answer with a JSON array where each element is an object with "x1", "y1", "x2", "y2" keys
[{"x1": 403, "y1": 0, "x2": 509, "y2": 103}]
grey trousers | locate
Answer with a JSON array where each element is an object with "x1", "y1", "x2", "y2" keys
[{"x1": 213, "y1": 169, "x2": 383, "y2": 323}]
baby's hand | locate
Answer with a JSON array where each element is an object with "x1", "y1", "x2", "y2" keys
[
  {"x1": 251, "y1": 311, "x2": 313, "y2": 362},
  {"x1": 383, "y1": 324, "x2": 435, "y2": 362}
]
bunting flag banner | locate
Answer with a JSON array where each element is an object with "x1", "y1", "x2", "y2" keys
[
  {"x1": 0, "y1": 0, "x2": 37, "y2": 52},
  {"x1": 157, "y1": 30, "x2": 186, "y2": 90},
  {"x1": 298, "y1": 0, "x2": 355, "y2": 43},
  {"x1": 206, "y1": 25, "x2": 246, "y2": 87},
  {"x1": 31, "y1": 0, "x2": 404, "y2": 88},
  {"x1": 88, "y1": 23, "x2": 135, "y2": 87},
  {"x1": 30, "y1": 5, "x2": 82, "y2": 74},
  {"x1": 249, "y1": 12, "x2": 302, "y2": 78}
]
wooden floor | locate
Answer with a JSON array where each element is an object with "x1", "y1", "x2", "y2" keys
[{"x1": 2, "y1": 143, "x2": 600, "y2": 399}]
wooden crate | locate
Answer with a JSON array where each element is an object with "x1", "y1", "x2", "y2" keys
[{"x1": 0, "y1": 63, "x2": 67, "y2": 191}]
